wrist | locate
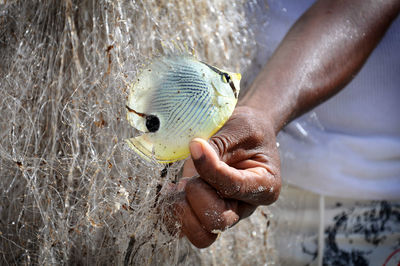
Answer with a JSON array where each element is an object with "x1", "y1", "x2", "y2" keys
[
  {"x1": 233, "y1": 104, "x2": 280, "y2": 140},
  {"x1": 239, "y1": 84, "x2": 294, "y2": 135}
]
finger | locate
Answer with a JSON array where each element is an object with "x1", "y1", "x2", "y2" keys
[
  {"x1": 161, "y1": 182, "x2": 189, "y2": 237},
  {"x1": 189, "y1": 138, "x2": 280, "y2": 205},
  {"x1": 172, "y1": 190, "x2": 217, "y2": 248},
  {"x1": 237, "y1": 202, "x2": 258, "y2": 219},
  {"x1": 208, "y1": 106, "x2": 269, "y2": 164},
  {"x1": 182, "y1": 157, "x2": 198, "y2": 177},
  {"x1": 185, "y1": 177, "x2": 240, "y2": 233}
]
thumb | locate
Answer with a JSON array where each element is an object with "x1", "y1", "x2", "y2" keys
[
  {"x1": 190, "y1": 138, "x2": 220, "y2": 164},
  {"x1": 189, "y1": 138, "x2": 243, "y2": 197},
  {"x1": 189, "y1": 139, "x2": 221, "y2": 185}
]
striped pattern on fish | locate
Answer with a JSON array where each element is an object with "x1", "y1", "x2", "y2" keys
[{"x1": 126, "y1": 55, "x2": 241, "y2": 163}]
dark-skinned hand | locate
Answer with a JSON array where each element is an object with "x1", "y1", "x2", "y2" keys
[
  {"x1": 164, "y1": 0, "x2": 400, "y2": 250},
  {"x1": 166, "y1": 106, "x2": 281, "y2": 248}
]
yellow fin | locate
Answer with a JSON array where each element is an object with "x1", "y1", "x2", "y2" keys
[{"x1": 126, "y1": 137, "x2": 189, "y2": 164}]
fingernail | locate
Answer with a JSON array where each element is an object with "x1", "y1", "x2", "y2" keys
[{"x1": 189, "y1": 140, "x2": 203, "y2": 160}]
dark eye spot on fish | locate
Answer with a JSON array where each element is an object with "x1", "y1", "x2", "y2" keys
[
  {"x1": 146, "y1": 115, "x2": 160, "y2": 132},
  {"x1": 126, "y1": 105, "x2": 160, "y2": 132}
]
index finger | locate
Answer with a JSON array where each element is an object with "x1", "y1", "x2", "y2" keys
[{"x1": 189, "y1": 138, "x2": 280, "y2": 206}]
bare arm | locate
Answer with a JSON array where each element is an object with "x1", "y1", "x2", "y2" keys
[
  {"x1": 169, "y1": 0, "x2": 400, "y2": 248},
  {"x1": 242, "y1": 0, "x2": 400, "y2": 133}
]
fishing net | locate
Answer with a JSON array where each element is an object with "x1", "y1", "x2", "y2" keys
[{"x1": 0, "y1": 0, "x2": 276, "y2": 264}]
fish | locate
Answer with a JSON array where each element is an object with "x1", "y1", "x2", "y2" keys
[{"x1": 126, "y1": 55, "x2": 241, "y2": 163}]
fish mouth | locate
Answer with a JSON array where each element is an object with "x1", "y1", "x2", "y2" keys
[{"x1": 232, "y1": 73, "x2": 241, "y2": 81}]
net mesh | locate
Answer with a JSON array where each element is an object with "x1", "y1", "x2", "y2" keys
[{"x1": 0, "y1": 0, "x2": 275, "y2": 264}]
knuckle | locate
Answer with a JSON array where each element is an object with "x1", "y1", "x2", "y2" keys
[
  {"x1": 260, "y1": 172, "x2": 281, "y2": 205},
  {"x1": 209, "y1": 136, "x2": 228, "y2": 158},
  {"x1": 218, "y1": 182, "x2": 242, "y2": 199},
  {"x1": 245, "y1": 115, "x2": 266, "y2": 144},
  {"x1": 203, "y1": 214, "x2": 224, "y2": 232},
  {"x1": 270, "y1": 174, "x2": 282, "y2": 204},
  {"x1": 202, "y1": 210, "x2": 232, "y2": 233}
]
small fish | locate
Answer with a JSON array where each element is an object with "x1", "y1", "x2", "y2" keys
[{"x1": 126, "y1": 55, "x2": 241, "y2": 163}]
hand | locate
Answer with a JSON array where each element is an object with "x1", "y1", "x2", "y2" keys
[{"x1": 168, "y1": 106, "x2": 281, "y2": 248}]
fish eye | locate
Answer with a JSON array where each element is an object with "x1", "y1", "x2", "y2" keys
[
  {"x1": 146, "y1": 115, "x2": 160, "y2": 132},
  {"x1": 222, "y1": 73, "x2": 231, "y2": 83},
  {"x1": 222, "y1": 73, "x2": 238, "y2": 98}
]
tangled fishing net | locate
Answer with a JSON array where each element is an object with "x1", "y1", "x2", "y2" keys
[{"x1": 0, "y1": 0, "x2": 277, "y2": 264}]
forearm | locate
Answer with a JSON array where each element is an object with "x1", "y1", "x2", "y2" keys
[{"x1": 241, "y1": 0, "x2": 400, "y2": 134}]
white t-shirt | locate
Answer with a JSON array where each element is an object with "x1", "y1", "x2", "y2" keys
[{"x1": 254, "y1": 0, "x2": 400, "y2": 199}]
